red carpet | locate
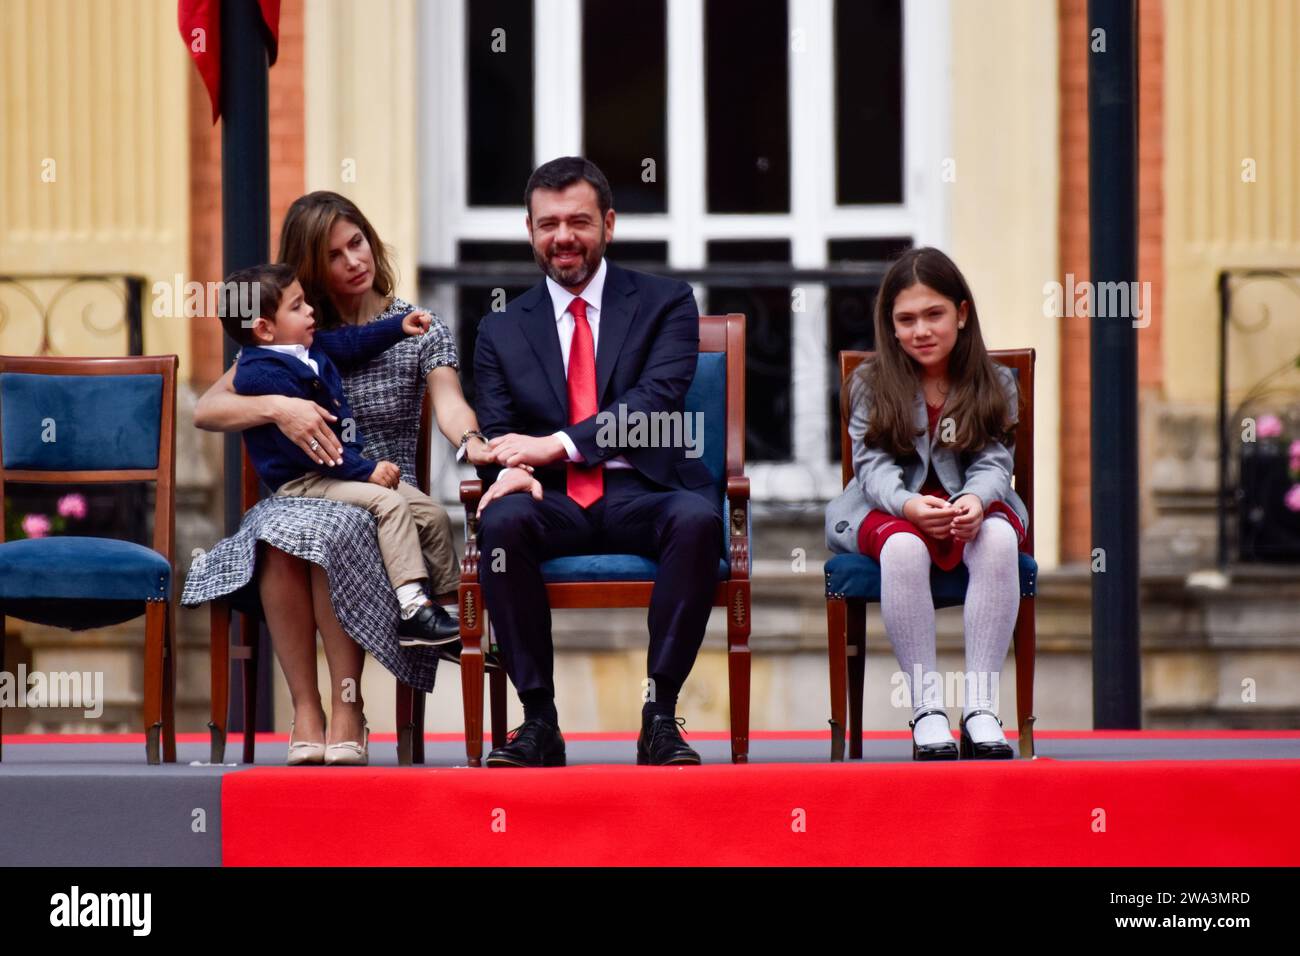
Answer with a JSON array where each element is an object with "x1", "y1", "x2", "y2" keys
[{"x1": 221, "y1": 757, "x2": 1300, "y2": 866}]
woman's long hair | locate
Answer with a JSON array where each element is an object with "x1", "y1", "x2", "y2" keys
[
  {"x1": 277, "y1": 191, "x2": 397, "y2": 330},
  {"x1": 842, "y1": 246, "x2": 1019, "y2": 458}
]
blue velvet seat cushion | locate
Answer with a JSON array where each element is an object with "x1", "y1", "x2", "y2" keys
[
  {"x1": 0, "y1": 372, "x2": 163, "y2": 470},
  {"x1": 825, "y1": 551, "x2": 1038, "y2": 607},
  {"x1": 542, "y1": 554, "x2": 730, "y2": 583},
  {"x1": 0, "y1": 536, "x2": 170, "y2": 602}
]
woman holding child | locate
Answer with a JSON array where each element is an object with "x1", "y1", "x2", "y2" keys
[{"x1": 182, "y1": 191, "x2": 494, "y2": 765}]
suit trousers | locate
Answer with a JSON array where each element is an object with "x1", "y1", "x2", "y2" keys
[
  {"x1": 274, "y1": 473, "x2": 460, "y2": 596},
  {"x1": 477, "y1": 469, "x2": 724, "y2": 698}
]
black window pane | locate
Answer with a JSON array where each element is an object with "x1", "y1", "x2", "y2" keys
[
  {"x1": 705, "y1": 0, "x2": 790, "y2": 213},
  {"x1": 468, "y1": 1, "x2": 535, "y2": 207},
  {"x1": 835, "y1": 0, "x2": 903, "y2": 204},
  {"x1": 456, "y1": 241, "x2": 537, "y2": 404},
  {"x1": 583, "y1": 0, "x2": 667, "y2": 213},
  {"x1": 827, "y1": 238, "x2": 911, "y2": 461},
  {"x1": 706, "y1": 240, "x2": 792, "y2": 461},
  {"x1": 608, "y1": 240, "x2": 669, "y2": 268}
]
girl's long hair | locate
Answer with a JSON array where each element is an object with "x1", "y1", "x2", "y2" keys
[
  {"x1": 277, "y1": 191, "x2": 397, "y2": 330},
  {"x1": 842, "y1": 246, "x2": 1019, "y2": 458}
]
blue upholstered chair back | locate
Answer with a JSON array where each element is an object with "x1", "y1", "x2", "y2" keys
[
  {"x1": 0, "y1": 357, "x2": 177, "y2": 630},
  {"x1": 0, "y1": 373, "x2": 164, "y2": 471},
  {"x1": 683, "y1": 350, "x2": 727, "y2": 507}
]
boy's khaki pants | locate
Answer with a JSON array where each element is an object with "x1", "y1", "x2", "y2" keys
[{"x1": 275, "y1": 473, "x2": 459, "y2": 596}]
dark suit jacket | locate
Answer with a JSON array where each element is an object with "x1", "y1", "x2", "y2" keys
[{"x1": 472, "y1": 260, "x2": 714, "y2": 494}]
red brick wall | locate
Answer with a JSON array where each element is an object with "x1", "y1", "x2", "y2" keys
[
  {"x1": 188, "y1": 0, "x2": 306, "y2": 389},
  {"x1": 1058, "y1": 0, "x2": 1163, "y2": 562},
  {"x1": 187, "y1": 62, "x2": 223, "y2": 388}
]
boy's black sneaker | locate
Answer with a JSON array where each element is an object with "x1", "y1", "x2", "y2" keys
[{"x1": 396, "y1": 602, "x2": 460, "y2": 646}]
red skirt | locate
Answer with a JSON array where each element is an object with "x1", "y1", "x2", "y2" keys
[{"x1": 857, "y1": 488, "x2": 1027, "y2": 571}]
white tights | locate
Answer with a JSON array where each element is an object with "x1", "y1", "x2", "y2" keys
[{"x1": 879, "y1": 517, "x2": 1020, "y2": 745}]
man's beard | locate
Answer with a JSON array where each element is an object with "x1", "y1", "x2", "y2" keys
[{"x1": 533, "y1": 230, "x2": 606, "y2": 288}]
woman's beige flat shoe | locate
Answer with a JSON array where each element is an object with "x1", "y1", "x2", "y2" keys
[
  {"x1": 324, "y1": 719, "x2": 369, "y2": 766},
  {"x1": 287, "y1": 721, "x2": 326, "y2": 766}
]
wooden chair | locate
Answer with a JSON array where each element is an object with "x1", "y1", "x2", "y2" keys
[
  {"x1": 208, "y1": 390, "x2": 445, "y2": 765},
  {"x1": 825, "y1": 349, "x2": 1039, "y2": 761},
  {"x1": 0, "y1": 355, "x2": 179, "y2": 764},
  {"x1": 456, "y1": 314, "x2": 752, "y2": 766}
]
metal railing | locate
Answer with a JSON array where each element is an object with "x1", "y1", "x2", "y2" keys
[
  {"x1": 1217, "y1": 268, "x2": 1300, "y2": 569},
  {"x1": 0, "y1": 274, "x2": 145, "y2": 357}
]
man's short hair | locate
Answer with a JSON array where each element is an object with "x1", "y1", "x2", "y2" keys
[
  {"x1": 524, "y1": 156, "x2": 614, "y2": 218},
  {"x1": 218, "y1": 263, "x2": 298, "y2": 346}
]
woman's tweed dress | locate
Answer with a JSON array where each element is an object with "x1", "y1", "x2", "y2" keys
[{"x1": 181, "y1": 298, "x2": 458, "y2": 692}]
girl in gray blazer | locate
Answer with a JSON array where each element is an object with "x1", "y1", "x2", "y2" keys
[{"x1": 825, "y1": 247, "x2": 1028, "y2": 760}]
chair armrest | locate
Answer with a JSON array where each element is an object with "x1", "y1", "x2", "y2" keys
[
  {"x1": 459, "y1": 480, "x2": 483, "y2": 581},
  {"x1": 725, "y1": 475, "x2": 750, "y2": 580}
]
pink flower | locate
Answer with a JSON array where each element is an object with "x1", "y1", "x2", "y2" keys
[
  {"x1": 1257, "y1": 414, "x2": 1283, "y2": 438},
  {"x1": 57, "y1": 493, "x2": 87, "y2": 520},
  {"x1": 22, "y1": 513, "x2": 51, "y2": 538},
  {"x1": 1287, "y1": 484, "x2": 1300, "y2": 513},
  {"x1": 1290, "y1": 440, "x2": 1300, "y2": 459}
]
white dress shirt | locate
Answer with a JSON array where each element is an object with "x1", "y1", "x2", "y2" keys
[
  {"x1": 262, "y1": 342, "x2": 319, "y2": 377},
  {"x1": 544, "y1": 257, "x2": 631, "y2": 471}
]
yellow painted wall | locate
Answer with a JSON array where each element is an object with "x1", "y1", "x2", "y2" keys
[
  {"x1": 304, "y1": 0, "x2": 420, "y2": 304},
  {"x1": 0, "y1": 0, "x2": 191, "y2": 373},
  {"x1": 949, "y1": 0, "x2": 1061, "y2": 568},
  {"x1": 1165, "y1": 0, "x2": 1300, "y2": 404}
]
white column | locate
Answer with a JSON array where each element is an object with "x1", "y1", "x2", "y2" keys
[
  {"x1": 788, "y1": 0, "x2": 834, "y2": 492},
  {"x1": 667, "y1": 0, "x2": 706, "y2": 270},
  {"x1": 534, "y1": 0, "x2": 584, "y2": 164},
  {"x1": 903, "y1": 0, "x2": 953, "y2": 250}
]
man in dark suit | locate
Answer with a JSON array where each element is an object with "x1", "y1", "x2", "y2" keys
[{"x1": 473, "y1": 156, "x2": 723, "y2": 767}]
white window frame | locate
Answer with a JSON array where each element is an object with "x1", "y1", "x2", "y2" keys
[{"x1": 420, "y1": 0, "x2": 951, "y2": 504}]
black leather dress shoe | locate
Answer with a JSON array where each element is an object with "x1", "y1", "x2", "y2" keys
[
  {"x1": 486, "y1": 718, "x2": 566, "y2": 767},
  {"x1": 909, "y1": 709, "x2": 959, "y2": 761},
  {"x1": 637, "y1": 714, "x2": 702, "y2": 766},
  {"x1": 959, "y1": 710, "x2": 1014, "y2": 759},
  {"x1": 396, "y1": 603, "x2": 460, "y2": 647}
]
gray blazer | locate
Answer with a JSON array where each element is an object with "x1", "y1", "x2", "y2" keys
[{"x1": 825, "y1": 363, "x2": 1029, "y2": 554}]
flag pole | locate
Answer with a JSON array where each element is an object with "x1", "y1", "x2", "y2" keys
[
  {"x1": 1087, "y1": 0, "x2": 1142, "y2": 729},
  {"x1": 220, "y1": 0, "x2": 273, "y2": 738}
]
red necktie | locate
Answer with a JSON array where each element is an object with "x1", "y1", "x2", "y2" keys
[{"x1": 565, "y1": 297, "x2": 603, "y2": 507}]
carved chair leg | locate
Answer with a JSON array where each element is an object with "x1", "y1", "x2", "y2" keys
[
  {"x1": 209, "y1": 600, "x2": 230, "y2": 764},
  {"x1": 413, "y1": 687, "x2": 426, "y2": 764},
  {"x1": 459, "y1": 585, "x2": 484, "y2": 766},
  {"x1": 162, "y1": 602, "x2": 178, "y2": 763},
  {"x1": 1014, "y1": 597, "x2": 1037, "y2": 759},
  {"x1": 847, "y1": 600, "x2": 866, "y2": 760},
  {"x1": 826, "y1": 596, "x2": 848, "y2": 762},
  {"x1": 396, "y1": 681, "x2": 415, "y2": 767},
  {"x1": 143, "y1": 601, "x2": 166, "y2": 765},
  {"x1": 239, "y1": 612, "x2": 258, "y2": 765},
  {"x1": 726, "y1": 581, "x2": 751, "y2": 764}
]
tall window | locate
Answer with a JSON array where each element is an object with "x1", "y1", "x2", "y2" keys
[{"x1": 420, "y1": 0, "x2": 950, "y2": 503}]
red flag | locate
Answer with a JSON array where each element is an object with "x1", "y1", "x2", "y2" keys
[{"x1": 178, "y1": 0, "x2": 281, "y2": 123}]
